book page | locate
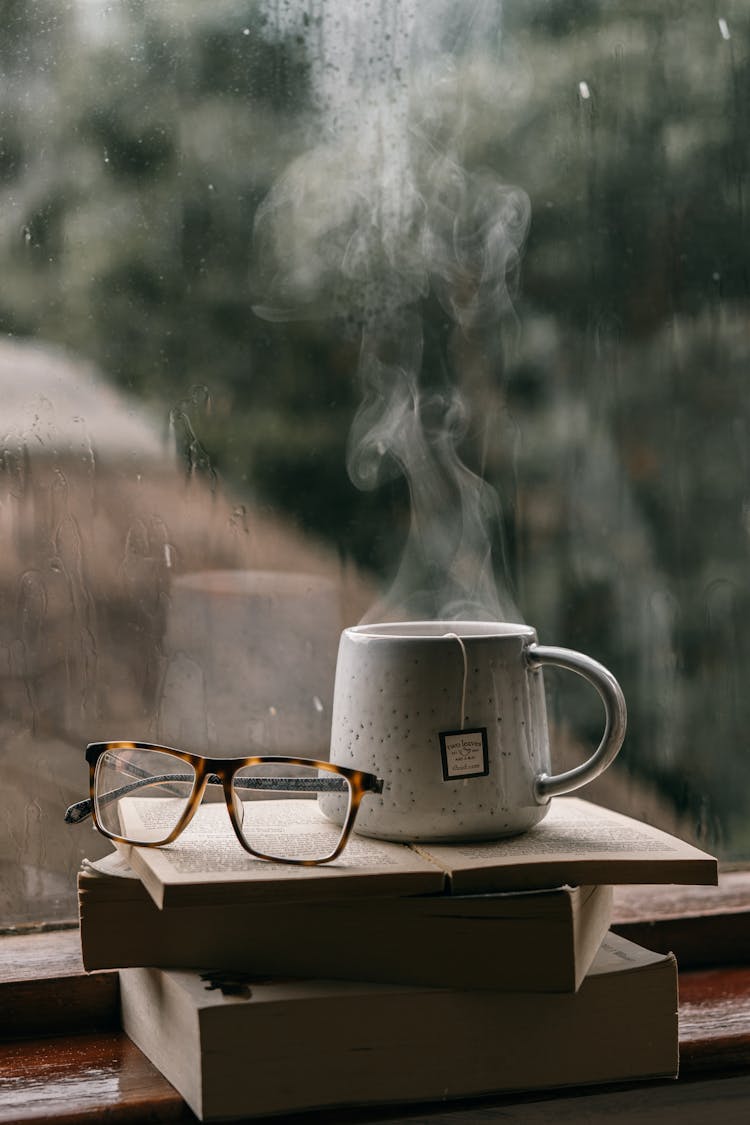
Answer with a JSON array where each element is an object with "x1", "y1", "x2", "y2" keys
[
  {"x1": 587, "y1": 932, "x2": 672, "y2": 976},
  {"x1": 417, "y1": 798, "x2": 717, "y2": 893},
  {"x1": 117, "y1": 799, "x2": 445, "y2": 907},
  {"x1": 83, "y1": 851, "x2": 140, "y2": 879}
]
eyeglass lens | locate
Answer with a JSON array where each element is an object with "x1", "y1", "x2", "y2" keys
[
  {"x1": 232, "y1": 763, "x2": 352, "y2": 861},
  {"x1": 94, "y1": 746, "x2": 197, "y2": 843}
]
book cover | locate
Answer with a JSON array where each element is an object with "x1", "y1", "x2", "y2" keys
[{"x1": 119, "y1": 932, "x2": 679, "y2": 1121}]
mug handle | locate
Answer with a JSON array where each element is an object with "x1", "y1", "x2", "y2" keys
[{"x1": 526, "y1": 644, "x2": 627, "y2": 801}]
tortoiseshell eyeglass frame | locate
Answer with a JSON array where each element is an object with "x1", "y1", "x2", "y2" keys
[{"x1": 64, "y1": 741, "x2": 384, "y2": 866}]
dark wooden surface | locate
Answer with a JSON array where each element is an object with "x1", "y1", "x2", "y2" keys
[
  {"x1": 2, "y1": 1028, "x2": 750, "y2": 1125},
  {"x1": 0, "y1": 931, "x2": 117, "y2": 1040},
  {"x1": 0, "y1": 1034, "x2": 193, "y2": 1124},
  {"x1": 612, "y1": 873, "x2": 750, "y2": 968},
  {"x1": 612, "y1": 872, "x2": 750, "y2": 919}
]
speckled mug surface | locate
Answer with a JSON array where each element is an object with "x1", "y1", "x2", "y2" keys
[{"x1": 323, "y1": 621, "x2": 627, "y2": 842}]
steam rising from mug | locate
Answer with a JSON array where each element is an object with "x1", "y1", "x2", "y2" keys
[{"x1": 254, "y1": 1, "x2": 531, "y2": 622}]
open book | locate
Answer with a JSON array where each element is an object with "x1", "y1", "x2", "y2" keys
[{"x1": 114, "y1": 796, "x2": 717, "y2": 909}]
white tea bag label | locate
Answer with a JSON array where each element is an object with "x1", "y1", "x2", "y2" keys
[{"x1": 439, "y1": 728, "x2": 489, "y2": 781}]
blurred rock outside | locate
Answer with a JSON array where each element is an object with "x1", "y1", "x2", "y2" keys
[{"x1": 0, "y1": 336, "x2": 373, "y2": 924}]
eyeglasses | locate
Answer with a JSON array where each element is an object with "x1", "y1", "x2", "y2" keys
[{"x1": 64, "y1": 741, "x2": 384, "y2": 865}]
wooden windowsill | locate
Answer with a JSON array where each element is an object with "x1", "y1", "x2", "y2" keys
[
  {"x1": 2, "y1": 875, "x2": 750, "y2": 1122},
  {"x1": 611, "y1": 871, "x2": 750, "y2": 968},
  {"x1": 2, "y1": 1031, "x2": 750, "y2": 1125}
]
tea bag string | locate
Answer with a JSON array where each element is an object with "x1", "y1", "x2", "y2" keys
[{"x1": 443, "y1": 632, "x2": 468, "y2": 731}]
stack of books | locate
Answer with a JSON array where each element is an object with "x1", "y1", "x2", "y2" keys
[{"x1": 78, "y1": 797, "x2": 717, "y2": 1121}]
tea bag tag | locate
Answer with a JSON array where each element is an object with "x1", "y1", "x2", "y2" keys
[
  {"x1": 439, "y1": 728, "x2": 489, "y2": 781},
  {"x1": 439, "y1": 633, "x2": 489, "y2": 781}
]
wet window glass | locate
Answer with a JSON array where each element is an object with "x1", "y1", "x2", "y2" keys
[{"x1": 2, "y1": 1, "x2": 749, "y2": 925}]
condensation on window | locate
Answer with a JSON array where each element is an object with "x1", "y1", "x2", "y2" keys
[{"x1": 1, "y1": 1, "x2": 749, "y2": 925}]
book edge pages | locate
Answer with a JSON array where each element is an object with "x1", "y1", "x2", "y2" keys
[
  {"x1": 78, "y1": 870, "x2": 602, "y2": 992},
  {"x1": 119, "y1": 965, "x2": 204, "y2": 1117},
  {"x1": 149, "y1": 931, "x2": 670, "y2": 1012},
  {"x1": 572, "y1": 884, "x2": 615, "y2": 990},
  {"x1": 82, "y1": 852, "x2": 589, "y2": 908},
  {"x1": 117, "y1": 932, "x2": 677, "y2": 1119},
  {"x1": 114, "y1": 841, "x2": 167, "y2": 908}
]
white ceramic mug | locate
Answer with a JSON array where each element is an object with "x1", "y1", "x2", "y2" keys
[{"x1": 323, "y1": 621, "x2": 627, "y2": 841}]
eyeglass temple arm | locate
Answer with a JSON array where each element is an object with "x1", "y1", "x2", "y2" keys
[{"x1": 64, "y1": 771, "x2": 354, "y2": 825}]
